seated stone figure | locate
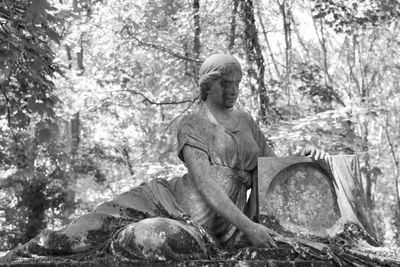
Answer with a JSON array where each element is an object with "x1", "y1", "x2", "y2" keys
[{"x1": 2, "y1": 54, "x2": 287, "y2": 262}]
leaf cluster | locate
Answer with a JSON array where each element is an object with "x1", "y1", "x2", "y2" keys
[
  {"x1": 0, "y1": 0, "x2": 61, "y2": 128},
  {"x1": 311, "y1": 0, "x2": 400, "y2": 33}
]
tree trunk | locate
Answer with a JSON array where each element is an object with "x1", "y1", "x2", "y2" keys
[
  {"x1": 187, "y1": 0, "x2": 201, "y2": 80},
  {"x1": 384, "y1": 117, "x2": 400, "y2": 213},
  {"x1": 256, "y1": 1, "x2": 280, "y2": 79},
  {"x1": 239, "y1": 0, "x2": 268, "y2": 123},
  {"x1": 361, "y1": 121, "x2": 374, "y2": 208},
  {"x1": 71, "y1": 112, "x2": 80, "y2": 154},
  {"x1": 65, "y1": 45, "x2": 72, "y2": 69},
  {"x1": 73, "y1": 0, "x2": 78, "y2": 12},
  {"x1": 228, "y1": 0, "x2": 239, "y2": 52},
  {"x1": 62, "y1": 113, "x2": 80, "y2": 223},
  {"x1": 193, "y1": 0, "x2": 200, "y2": 59},
  {"x1": 277, "y1": 0, "x2": 292, "y2": 119},
  {"x1": 77, "y1": 35, "x2": 84, "y2": 74},
  {"x1": 122, "y1": 147, "x2": 135, "y2": 175},
  {"x1": 20, "y1": 140, "x2": 47, "y2": 242}
]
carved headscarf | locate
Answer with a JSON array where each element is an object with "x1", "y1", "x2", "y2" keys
[{"x1": 198, "y1": 54, "x2": 242, "y2": 101}]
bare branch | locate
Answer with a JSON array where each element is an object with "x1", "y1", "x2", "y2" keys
[
  {"x1": 122, "y1": 25, "x2": 202, "y2": 63},
  {"x1": 123, "y1": 89, "x2": 198, "y2": 106},
  {"x1": 162, "y1": 96, "x2": 199, "y2": 135},
  {"x1": 86, "y1": 89, "x2": 197, "y2": 106}
]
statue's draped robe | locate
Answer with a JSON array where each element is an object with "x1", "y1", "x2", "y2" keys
[
  {"x1": 172, "y1": 110, "x2": 275, "y2": 246},
  {"x1": 3, "y1": 109, "x2": 274, "y2": 261}
]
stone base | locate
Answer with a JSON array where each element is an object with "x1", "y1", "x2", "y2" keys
[
  {"x1": 1, "y1": 259, "x2": 338, "y2": 267},
  {"x1": 0, "y1": 247, "x2": 338, "y2": 267}
]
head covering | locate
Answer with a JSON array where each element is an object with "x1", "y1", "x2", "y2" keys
[
  {"x1": 198, "y1": 54, "x2": 242, "y2": 101},
  {"x1": 199, "y1": 54, "x2": 241, "y2": 76}
]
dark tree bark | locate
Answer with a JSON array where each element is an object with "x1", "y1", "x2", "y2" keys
[
  {"x1": 228, "y1": 0, "x2": 239, "y2": 51},
  {"x1": 193, "y1": 0, "x2": 201, "y2": 59},
  {"x1": 277, "y1": 0, "x2": 293, "y2": 118},
  {"x1": 187, "y1": 0, "x2": 201, "y2": 82},
  {"x1": 76, "y1": 35, "x2": 84, "y2": 74},
  {"x1": 70, "y1": 112, "x2": 80, "y2": 154},
  {"x1": 239, "y1": 0, "x2": 269, "y2": 123},
  {"x1": 65, "y1": 45, "x2": 72, "y2": 69},
  {"x1": 122, "y1": 147, "x2": 135, "y2": 175}
]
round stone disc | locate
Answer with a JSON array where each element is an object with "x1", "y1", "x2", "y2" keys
[{"x1": 265, "y1": 163, "x2": 341, "y2": 237}]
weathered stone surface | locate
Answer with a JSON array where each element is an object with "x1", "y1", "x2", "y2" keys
[
  {"x1": 0, "y1": 246, "x2": 338, "y2": 267},
  {"x1": 258, "y1": 157, "x2": 341, "y2": 237},
  {"x1": 0, "y1": 259, "x2": 338, "y2": 267},
  {"x1": 0, "y1": 248, "x2": 338, "y2": 267}
]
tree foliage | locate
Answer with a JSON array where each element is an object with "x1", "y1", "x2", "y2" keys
[
  {"x1": 0, "y1": 0, "x2": 60, "y2": 127},
  {"x1": 1, "y1": 0, "x2": 71, "y2": 249},
  {"x1": 311, "y1": 0, "x2": 400, "y2": 33}
]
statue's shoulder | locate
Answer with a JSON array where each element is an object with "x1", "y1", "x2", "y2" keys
[
  {"x1": 179, "y1": 111, "x2": 207, "y2": 126},
  {"x1": 236, "y1": 109, "x2": 257, "y2": 124},
  {"x1": 236, "y1": 109, "x2": 252, "y2": 118}
]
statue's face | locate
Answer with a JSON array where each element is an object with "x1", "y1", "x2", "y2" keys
[{"x1": 208, "y1": 69, "x2": 242, "y2": 109}]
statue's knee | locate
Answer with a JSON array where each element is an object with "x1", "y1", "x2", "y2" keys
[
  {"x1": 112, "y1": 218, "x2": 206, "y2": 260},
  {"x1": 114, "y1": 218, "x2": 173, "y2": 252}
]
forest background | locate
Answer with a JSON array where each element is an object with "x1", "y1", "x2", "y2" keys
[{"x1": 1, "y1": 0, "x2": 400, "y2": 255}]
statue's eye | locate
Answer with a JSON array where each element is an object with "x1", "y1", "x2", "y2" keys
[
  {"x1": 220, "y1": 80, "x2": 232, "y2": 88},
  {"x1": 220, "y1": 79, "x2": 237, "y2": 89}
]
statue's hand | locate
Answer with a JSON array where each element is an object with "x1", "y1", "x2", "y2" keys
[
  {"x1": 299, "y1": 146, "x2": 328, "y2": 161},
  {"x1": 299, "y1": 146, "x2": 331, "y2": 171},
  {"x1": 245, "y1": 223, "x2": 278, "y2": 248}
]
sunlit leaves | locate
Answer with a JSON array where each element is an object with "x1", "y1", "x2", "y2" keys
[
  {"x1": 311, "y1": 0, "x2": 400, "y2": 33},
  {"x1": 292, "y1": 62, "x2": 344, "y2": 112}
]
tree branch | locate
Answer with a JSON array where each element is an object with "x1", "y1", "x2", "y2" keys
[
  {"x1": 122, "y1": 25, "x2": 202, "y2": 63},
  {"x1": 87, "y1": 89, "x2": 198, "y2": 106},
  {"x1": 122, "y1": 89, "x2": 198, "y2": 106},
  {"x1": 162, "y1": 96, "x2": 199, "y2": 135}
]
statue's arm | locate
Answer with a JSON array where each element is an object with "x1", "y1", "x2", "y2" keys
[{"x1": 182, "y1": 144, "x2": 276, "y2": 247}]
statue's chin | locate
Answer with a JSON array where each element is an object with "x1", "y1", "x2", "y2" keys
[{"x1": 224, "y1": 102, "x2": 235, "y2": 109}]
